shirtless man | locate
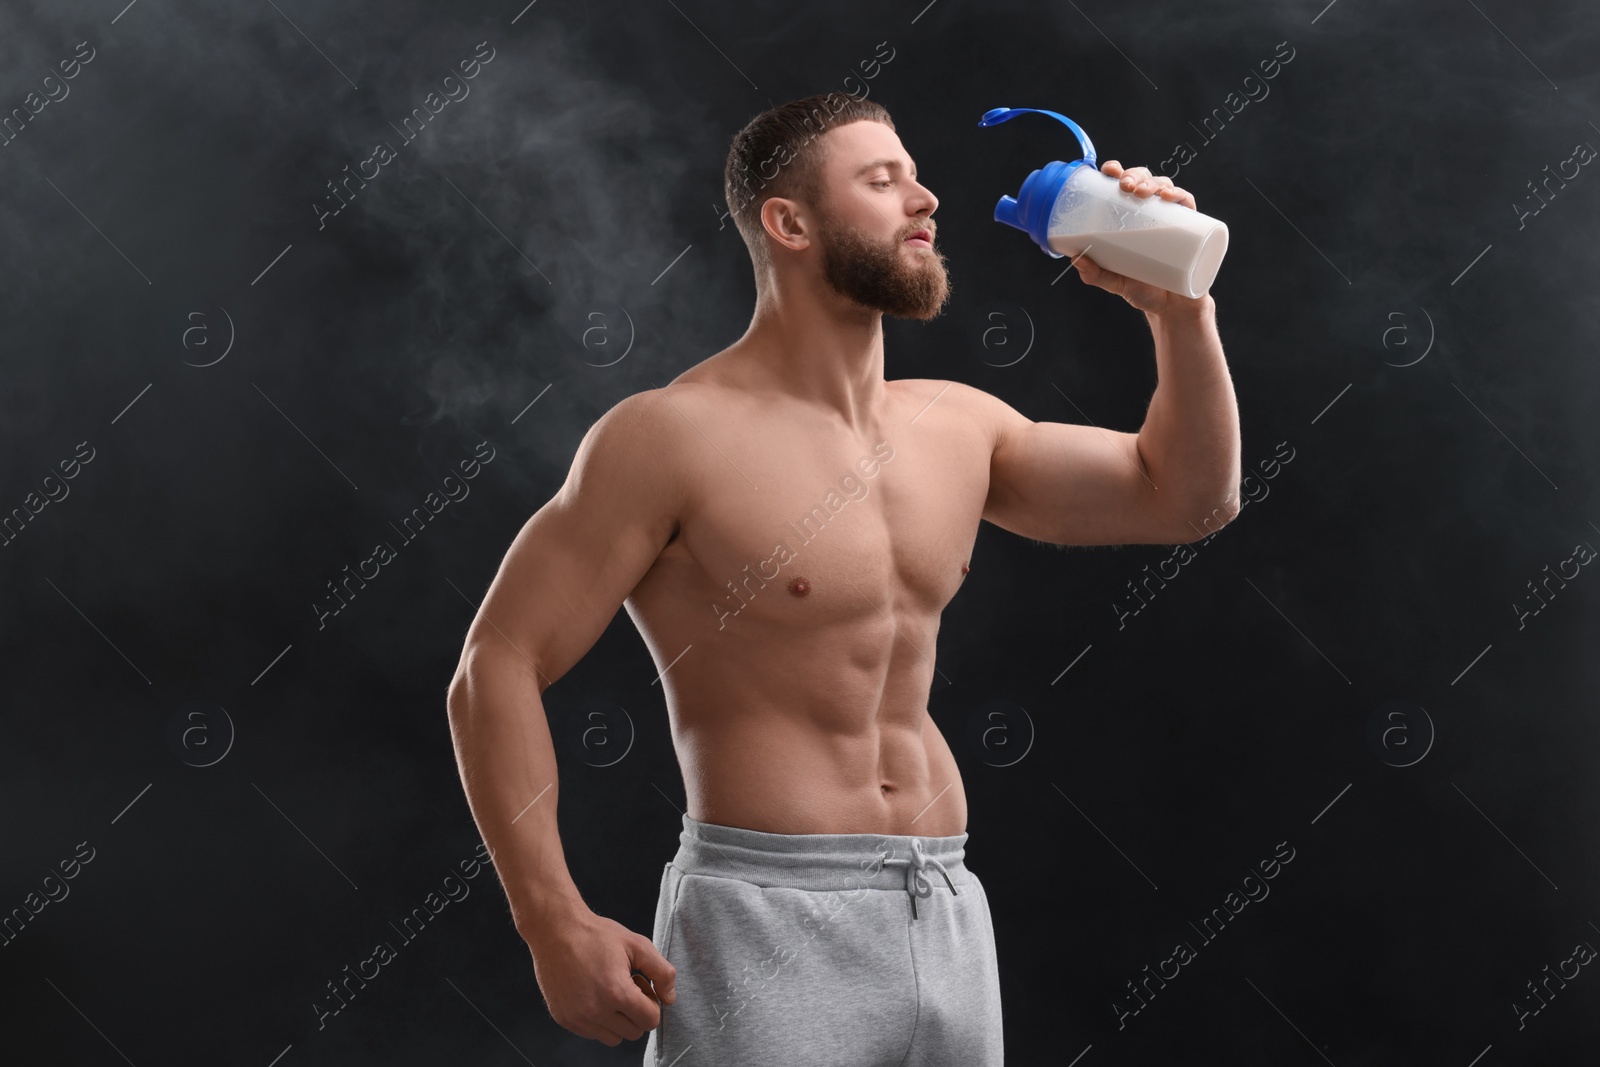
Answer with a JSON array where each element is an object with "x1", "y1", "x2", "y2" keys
[{"x1": 446, "y1": 92, "x2": 1240, "y2": 1065}]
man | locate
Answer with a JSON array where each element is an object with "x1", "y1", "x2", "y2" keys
[{"x1": 446, "y1": 92, "x2": 1240, "y2": 1064}]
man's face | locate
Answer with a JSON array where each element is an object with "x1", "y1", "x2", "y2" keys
[{"x1": 810, "y1": 121, "x2": 950, "y2": 321}]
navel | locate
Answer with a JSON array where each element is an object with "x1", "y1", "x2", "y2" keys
[{"x1": 788, "y1": 576, "x2": 811, "y2": 596}]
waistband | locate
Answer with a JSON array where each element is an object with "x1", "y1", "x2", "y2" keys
[{"x1": 672, "y1": 813, "x2": 970, "y2": 919}]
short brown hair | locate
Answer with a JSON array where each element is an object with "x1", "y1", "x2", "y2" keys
[{"x1": 723, "y1": 93, "x2": 895, "y2": 288}]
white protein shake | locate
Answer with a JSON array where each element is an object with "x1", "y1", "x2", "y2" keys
[{"x1": 981, "y1": 105, "x2": 1231, "y2": 298}]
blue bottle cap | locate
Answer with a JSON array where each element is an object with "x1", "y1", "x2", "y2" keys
[{"x1": 978, "y1": 107, "x2": 1099, "y2": 259}]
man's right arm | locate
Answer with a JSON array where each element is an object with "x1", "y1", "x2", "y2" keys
[{"x1": 445, "y1": 389, "x2": 685, "y2": 1044}]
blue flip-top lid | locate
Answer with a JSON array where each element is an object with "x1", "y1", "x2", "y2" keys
[{"x1": 978, "y1": 107, "x2": 1098, "y2": 259}]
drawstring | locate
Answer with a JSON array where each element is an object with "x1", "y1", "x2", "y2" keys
[{"x1": 880, "y1": 838, "x2": 957, "y2": 920}]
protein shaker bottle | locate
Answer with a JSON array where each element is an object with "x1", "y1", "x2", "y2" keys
[{"x1": 978, "y1": 106, "x2": 1229, "y2": 299}]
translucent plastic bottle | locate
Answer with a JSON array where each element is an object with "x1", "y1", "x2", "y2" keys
[{"x1": 979, "y1": 107, "x2": 1229, "y2": 299}]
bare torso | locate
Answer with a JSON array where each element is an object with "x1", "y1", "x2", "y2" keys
[{"x1": 623, "y1": 351, "x2": 993, "y2": 837}]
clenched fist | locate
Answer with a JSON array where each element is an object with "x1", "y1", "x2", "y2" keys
[{"x1": 524, "y1": 905, "x2": 678, "y2": 1046}]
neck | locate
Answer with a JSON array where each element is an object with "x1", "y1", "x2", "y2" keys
[{"x1": 731, "y1": 273, "x2": 888, "y2": 430}]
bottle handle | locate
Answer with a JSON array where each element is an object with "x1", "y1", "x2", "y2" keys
[{"x1": 977, "y1": 107, "x2": 1097, "y2": 170}]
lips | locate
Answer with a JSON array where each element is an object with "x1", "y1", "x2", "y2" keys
[{"x1": 905, "y1": 228, "x2": 933, "y2": 247}]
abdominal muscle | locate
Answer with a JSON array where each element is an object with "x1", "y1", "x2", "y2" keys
[
  {"x1": 680, "y1": 697, "x2": 969, "y2": 839},
  {"x1": 628, "y1": 596, "x2": 969, "y2": 838}
]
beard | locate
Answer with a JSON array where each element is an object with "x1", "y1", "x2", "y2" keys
[{"x1": 816, "y1": 210, "x2": 952, "y2": 321}]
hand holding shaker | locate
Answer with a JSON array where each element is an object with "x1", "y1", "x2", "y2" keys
[{"x1": 979, "y1": 107, "x2": 1229, "y2": 299}]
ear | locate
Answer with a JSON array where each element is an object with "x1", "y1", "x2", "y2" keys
[{"x1": 760, "y1": 196, "x2": 811, "y2": 253}]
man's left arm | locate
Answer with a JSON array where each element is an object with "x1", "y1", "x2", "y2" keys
[{"x1": 977, "y1": 160, "x2": 1240, "y2": 547}]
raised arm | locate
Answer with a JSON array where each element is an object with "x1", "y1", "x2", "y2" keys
[
  {"x1": 975, "y1": 160, "x2": 1241, "y2": 547},
  {"x1": 445, "y1": 388, "x2": 684, "y2": 1047}
]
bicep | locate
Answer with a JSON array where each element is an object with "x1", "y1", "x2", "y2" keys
[
  {"x1": 459, "y1": 393, "x2": 683, "y2": 689},
  {"x1": 980, "y1": 397, "x2": 1180, "y2": 547}
]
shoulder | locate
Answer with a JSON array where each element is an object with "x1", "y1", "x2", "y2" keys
[
  {"x1": 584, "y1": 386, "x2": 681, "y2": 442},
  {"x1": 563, "y1": 387, "x2": 701, "y2": 507},
  {"x1": 580, "y1": 382, "x2": 732, "y2": 451},
  {"x1": 890, "y1": 378, "x2": 1032, "y2": 445}
]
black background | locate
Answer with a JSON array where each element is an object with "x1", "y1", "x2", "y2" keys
[{"x1": 2, "y1": 0, "x2": 1597, "y2": 1064}]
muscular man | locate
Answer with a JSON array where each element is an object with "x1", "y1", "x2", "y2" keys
[{"x1": 447, "y1": 91, "x2": 1240, "y2": 1064}]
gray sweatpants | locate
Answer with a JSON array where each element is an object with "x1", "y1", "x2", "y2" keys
[{"x1": 642, "y1": 813, "x2": 1004, "y2": 1065}]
